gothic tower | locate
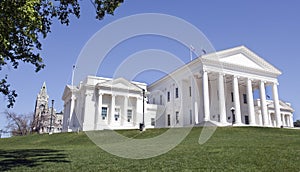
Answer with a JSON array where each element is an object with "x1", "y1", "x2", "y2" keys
[{"x1": 32, "y1": 82, "x2": 49, "y2": 132}]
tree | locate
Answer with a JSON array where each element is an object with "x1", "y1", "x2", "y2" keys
[
  {"x1": 294, "y1": 120, "x2": 300, "y2": 127},
  {"x1": 0, "y1": 0, "x2": 124, "y2": 108},
  {"x1": 5, "y1": 110, "x2": 32, "y2": 136}
]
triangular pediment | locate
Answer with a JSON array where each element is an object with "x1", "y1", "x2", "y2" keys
[
  {"x1": 267, "y1": 100, "x2": 294, "y2": 112},
  {"x1": 202, "y1": 46, "x2": 282, "y2": 75},
  {"x1": 219, "y1": 53, "x2": 264, "y2": 70},
  {"x1": 98, "y1": 78, "x2": 142, "y2": 91},
  {"x1": 62, "y1": 85, "x2": 77, "y2": 100}
]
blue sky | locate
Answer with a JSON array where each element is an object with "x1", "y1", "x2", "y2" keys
[{"x1": 1, "y1": 0, "x2": 300, "y2": 129}]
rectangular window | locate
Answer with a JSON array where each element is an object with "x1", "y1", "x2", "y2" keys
[
  {"x1": 175, "y1": 87, "x2": 179, "y2": 98},
  {"x1": 167, "y1": 92, "x2": 170, "y2": 102},
  {"x1": 151, "y1": 118, "x2": 155, "y2": 126},
  {"x1": 190, "y1": 109, "x2": 193, "y2": 124},
  {"x1": 153, "y1": 98, "x2": 155, "y2": 104},
  {"x1": 231, "y1": 92, "x2": 234, "y2": 102},
  {"x1": 127, "y1": 109, "x2": 132, "y2": 122},
  {"x1": 101, "y1": 107, "x2": 107, "y2": 120},
  {"x1": 160, "y1": 95, "x2": 163, "y2": 105},
  {"x1": 115, "y1": 108, "x2": 120, "y2": 121},
  {"x1": 176, "y1": 111, "x2": 179, "y2": 124},
  {"x1": 189, "y1": 86, "x2": 192, "y2": 97},
  {"x1": 243, "y1": 94, "x2": 247, "y2": 104},
  {"x1": 167, "y1": 114, "x2": 171, "y2": 126}
]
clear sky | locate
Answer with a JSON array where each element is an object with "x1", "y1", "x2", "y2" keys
[{"x1": 1, "y1": 0, "x2": 300, "y2": 129}]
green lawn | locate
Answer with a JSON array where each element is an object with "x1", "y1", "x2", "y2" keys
[{"x1": 0, "y1": 127, "x2": 300, "y2": 171}]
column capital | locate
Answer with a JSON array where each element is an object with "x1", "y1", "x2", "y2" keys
[
  {"x1": 233, "y1": 75, "x2": 240, "y2": 79},
  {"x1": 218, "y1": 72, "x2": 226, "y2": 76},
  {"x1": 247, "y1": 78, "x2": 254, "y2": 81},
  {"x1": 71, "y1": 94, "x2": 76, "y2": 100},
  {"x1": 202, "y1": 69, "x2": 210, "y2": 74}
]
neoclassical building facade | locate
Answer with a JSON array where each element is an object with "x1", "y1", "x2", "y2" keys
[
  {"x1": 62, "y1": 46, "x2": 294, "y2": 131},
  {"x1": 62, "y1": 77, "x2": 157, "y2": 131},
  {"x1": 148, "y1": 46, "x2": 293, "y2": 128}
]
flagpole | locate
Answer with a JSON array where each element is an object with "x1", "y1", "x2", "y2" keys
[
  {"x1": 190, "y1": 45, "x2": 195, "y2": 61},
  {"x1": 190, "y1": 47, "x2": 192, "y2": 61},
  {"x1": 71, "y1": 65, "x2": 75, "y2": 88}
]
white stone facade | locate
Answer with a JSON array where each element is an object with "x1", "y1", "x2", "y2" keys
[
  {"x1": 62, "y1": 46, "x2": 294, "y2": 131},
  {"x1": 148, "y1": 46, "x2": 294, "y2": 128},
  {"x1": 62, "y1": 77, "x2": 157, "y2": 131}
]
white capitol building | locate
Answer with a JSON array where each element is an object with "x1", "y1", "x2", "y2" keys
[{"x1": 62, "y1": 46, "x2": 294, "y2": 132}]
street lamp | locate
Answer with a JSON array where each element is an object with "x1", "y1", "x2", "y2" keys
[
  {"x1": 230, "y1": 107, "x2": 235, "y2": 126},
  {"x1": 50, "y1": 100, "x2": 54, "y2": 134}
]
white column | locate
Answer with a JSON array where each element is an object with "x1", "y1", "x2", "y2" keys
[
  {"x1": 95, "y1": 92, "x2": 102, "y2": 129},
  {"x1": 260, "y1": 81, "x2": 269, "y2": 126},
  {"x1": 258, "y1": 112, "x2": 263, "y2": 126},
  {"x1": 122, "y1": 96, "x2": 128, "y2": 126},
  {"x1": 202, "y1": 70, "x2": 210, "y2": 121},
  {"x1": 282, "y1": 114, "x2": 286, "y2": 126},
  {"x1": 190, "y1": 76, "x2": 198, "y2": 124},
  {"x1": 267, "y1": 111, "x2": 276, "y2": 127},
  {"x1": 218, "y1": 73, "x2": 227, "y2": 124},
  {"x1": 272, "y1": 83, "x2": 282, "y2": 127},
  {"x1": 290, "y1": 115, "x2": 294, "y2": 127},
  {"x1": 68, "y1": 95, "x2": 76, "y2": 131},
  {"x1": 233, "y1": 76, "x2": 242, "y2": 124},
  {"x1": 247, "y1": 78, "x2": 255, "y2": 125},
  {"x1": 110, "y1": 95, "x2": 115, "y2": 125},
  {"x1": 286, "y1": 115, "x2": 290, "y2": 127}
]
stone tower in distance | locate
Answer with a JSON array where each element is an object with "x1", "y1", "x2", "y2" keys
[
  {"x1": 32, "y1": 82, "x2": 63, "y2": 133},
  {"x1": 32, "y1": 82, "x2": 50, "y2": 133}
]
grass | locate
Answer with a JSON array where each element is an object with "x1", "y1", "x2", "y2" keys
[{"x1": 0, "y1": 127, "x2": 300, "y2": 171}]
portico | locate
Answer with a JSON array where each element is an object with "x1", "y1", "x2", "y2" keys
[
  {"x1": 148, "y1": 46, "x2": 294, "y2": 128},
  {"x1": 62, "y1": 76, "x2": 156, "y2": 131}
]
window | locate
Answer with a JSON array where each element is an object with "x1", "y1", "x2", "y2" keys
[
  {"x1": 160, "y1": 95, "x2": 163, "y2": 105},
  {"x1": 189, "y1": 86, "x2": 192, "y2": 97},
  {"x1": 101, "y1": 107, "x2": 107, "y2": 120},
  {"x1": 151, "y1": 118, "x2": 155, "y2": 126},
  {"x1": 167, "y1": 114, "x2": 171, "y2": 126},
  {"x1": 190, "y1": 109, "x2": 193, "y2": 124},
  {"x1": 176, "y1": 111, "x2": 179, "y2": 124},
  {"x1": 243, "y1": 94, "x2": 247, "y2": 104},
  {"x1": 127, "y1": 109, "x2": 132, "y2": 122},
  {"x1": 175, "y1": 87, "x2": 179, "y2": 98},
  {"x1": 167, "y1": 92, "x2": 170, "y2": 102},
  {"x1": 153, "y1": 98, "x2": 155, "y2": 104},
  {"x1": 231, "y1": 92, "x2": 234, "y2": 102},
  {"x1": 115, "y1": 108, "x2": 120, "y2": 121}
]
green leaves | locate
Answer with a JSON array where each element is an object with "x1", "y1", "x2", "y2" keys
[{"x1": 0, "y1": 0, "x2": 124, "y2": 108}]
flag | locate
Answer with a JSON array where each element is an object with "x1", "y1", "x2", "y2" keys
[{"x1": 190, "y1": 45, "x2": 195, "y2": 51}]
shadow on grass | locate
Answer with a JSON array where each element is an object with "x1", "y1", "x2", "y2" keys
[{"x1": 0, "y1": 149, "x2": 70, "y2": 171}]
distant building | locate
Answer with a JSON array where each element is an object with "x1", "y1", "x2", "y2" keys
[{"x1": 32, "y1": 82, "x2": 63, "y2": 133}]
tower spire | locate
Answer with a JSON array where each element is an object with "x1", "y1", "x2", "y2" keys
[{"x1": 39, "y1": 82, "x2": 47, "y2": 95}]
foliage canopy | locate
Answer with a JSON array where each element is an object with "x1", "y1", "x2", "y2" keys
[{"x1": 0, "y1": 0, "x2": 123, "y2": 107}]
